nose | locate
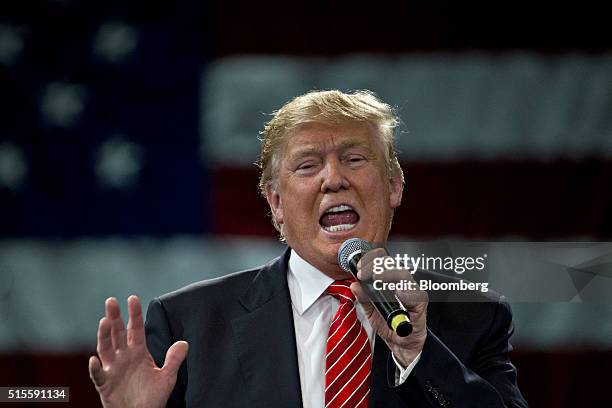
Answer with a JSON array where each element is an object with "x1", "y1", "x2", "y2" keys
[{"x1": 321, "y1": 158, "x2": 350, "y2": 193}]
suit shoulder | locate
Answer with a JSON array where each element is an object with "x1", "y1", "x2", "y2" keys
[{"x1": 156, "y1": 266, "x2": 260, "y2": 309}]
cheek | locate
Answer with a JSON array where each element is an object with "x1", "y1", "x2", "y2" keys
[
  {"x1": 362, "y1": 179, "x2": 392, "y2": 216},
  {"x1": 282, "y1": 181, "x2": 318, "y2": 219}
]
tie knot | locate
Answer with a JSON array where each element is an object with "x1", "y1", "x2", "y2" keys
[{"x1": 326, "y1": 279, "x2": 356, "y2": 303}]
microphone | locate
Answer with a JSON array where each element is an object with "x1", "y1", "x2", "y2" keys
[{"x1": 338, "y1": 238, "x2": 413, "y2": 337}]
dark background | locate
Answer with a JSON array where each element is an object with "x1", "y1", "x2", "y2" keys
[{"x1": 1, "y1": 1, "x2": 611, "y2": 406}]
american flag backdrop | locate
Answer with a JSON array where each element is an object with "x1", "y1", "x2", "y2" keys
[{"x1": 1, "y1": 1, "x2": 612, "y2": 406}]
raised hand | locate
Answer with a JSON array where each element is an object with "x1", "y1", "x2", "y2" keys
[
  {"x1": 350, "y1": 248, "x2": 428, "y2": 368},
  {"x1": 88, "y1": 296, "x2": 188, "y2": 408}
]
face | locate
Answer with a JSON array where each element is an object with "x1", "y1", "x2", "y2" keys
[{"x1": 266, "y1": 122, "x2": 403, "y2": 279}]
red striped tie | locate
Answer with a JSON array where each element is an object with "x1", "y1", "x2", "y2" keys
[{"x1": 325, "y1": 280, "x2": 372, "y2": 408}]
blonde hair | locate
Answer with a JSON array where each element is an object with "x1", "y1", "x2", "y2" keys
[
  {"x1": 258, "y1": 89, "x2": 403, "y2": 194},
  {"x1": 256, "y1": 89, "x2": 404, "y2": 234}
]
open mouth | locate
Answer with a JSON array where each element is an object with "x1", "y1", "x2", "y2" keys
[{"x1": 319, "y1": 204, "x2": 360, "y2": 233}]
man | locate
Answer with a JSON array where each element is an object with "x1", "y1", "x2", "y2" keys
[{"x1": 89, "y1": 90, "x2": 527, "y2": 407}]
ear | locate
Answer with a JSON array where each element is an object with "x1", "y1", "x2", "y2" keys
[
  {"x1": 389, "y1": 172, "x2": 404, "y2": 209},
  {"x1": 265, "y1": 182, "x2": 284, "y2": 225}
]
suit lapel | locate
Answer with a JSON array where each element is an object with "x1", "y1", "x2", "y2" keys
[
  {"x1": 369, "y1": 335, "x2": 390, "y2": 406},
  {"x1": 231, "y1": 248, "x2": 303, "y2": 408}
]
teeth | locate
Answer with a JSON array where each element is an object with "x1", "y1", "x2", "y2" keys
[
  {"x1": 323, "y1": 223, "x2": 356, "y2": 232},
  {"x1": 325, "y1": 204, "x2": 353, "y2": 214}
]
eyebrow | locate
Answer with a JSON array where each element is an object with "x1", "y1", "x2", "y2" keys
[{"x1": 287, "y1": 139, "x2": 373, "y2": 162}]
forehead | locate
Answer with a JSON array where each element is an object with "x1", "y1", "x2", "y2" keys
[{"x1": 283, "y1": 122, "x2": 380, "y2": 156}]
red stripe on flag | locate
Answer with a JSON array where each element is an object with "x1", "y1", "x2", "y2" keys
[{"x1": 212, "y1": 160, "x2": 612, "y2": 238}]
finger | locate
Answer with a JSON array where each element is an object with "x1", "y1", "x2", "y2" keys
[
  {"x1": 350, "y1": 283, "x2": 378, "y2": 316},
  {"x1": 373, "y1": 268, "x2": 416, "y2": 283},
  {"x1": 396, "y1": 289, "x2": 429, "y2": 309},
  {"x1": 352, "y1": 275, "x2": 426, "y2": 317},
  {"x1": 97, "y1": 317, "x2": 115, "y2": 365},
  {"x1": 350, "y1": 280, "x2": 401, "y2": 313},
  {"x1": 127, "y1": 295, "x2": 145, "y2": 346},
  {"x1": 357, "y1": 248, "x2": 388, "y2": 280},
  {"x1": 162, "y1": 341, "x2": 189, "y2": 377},
  {"x1": 88, "y1": 355, "x2": 107, "y2": 388},
  {"x1": 350, "y1": 282, "x2": 372, "y2": 305},
  {"x1": 350, "y1": 283, "x2": 388, "y2": 329},
  {"x1": 106, "y1": 297, "x2": 127, "y2": 351}
]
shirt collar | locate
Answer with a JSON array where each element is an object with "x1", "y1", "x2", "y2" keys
[{"x1": 287, "y1": 249, "x2": 334, "y2": 316}]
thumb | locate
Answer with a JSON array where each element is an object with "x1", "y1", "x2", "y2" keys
[
  {"x1": 88, "y1": 355, "x2": 106, "y2": 388},
  {"x1": 350, "y1": 282, "x2": 374, "y2": 312},
  {"x1": 162, "y1": 340, "x2": 189, "y2": 377}
]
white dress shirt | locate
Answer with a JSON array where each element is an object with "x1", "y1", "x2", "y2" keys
[{"x1": 287, "y1": 249, "x2": 420, "y2": 408}]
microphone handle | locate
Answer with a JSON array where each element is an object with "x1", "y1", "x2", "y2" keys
[{"x1": 348, "y1": 255, "x2": 413, "y2": 337}]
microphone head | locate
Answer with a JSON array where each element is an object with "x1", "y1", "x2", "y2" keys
[{"x1": 338, "y1": 238, "x2": 373, "y2": 273}]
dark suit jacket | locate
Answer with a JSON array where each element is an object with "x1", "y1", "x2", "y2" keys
[{"x1": 145, "y1": 248, "x2": 528, "y2": 407}]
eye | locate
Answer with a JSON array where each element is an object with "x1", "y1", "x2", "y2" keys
[
  {"x1": 295, "y1": 160, "x2": 320, "y2": 174},
  {"x1": 344, "y1": 154, "x2": 367, "y2": 166}
]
